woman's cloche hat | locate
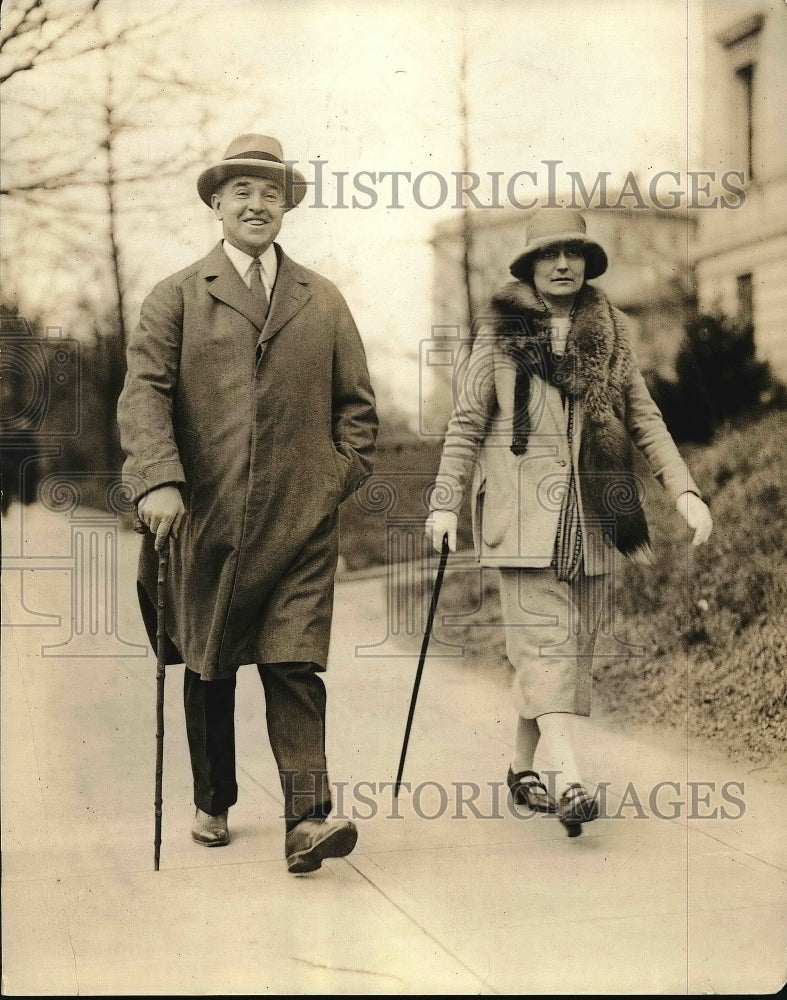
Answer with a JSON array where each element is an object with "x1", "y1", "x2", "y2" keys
[
  {"x1": 197, "y1": 134, "x2": 308, "y2": 210},
  {"x1": 509, "y1": 208, "x2": 608, "y2": 281}
]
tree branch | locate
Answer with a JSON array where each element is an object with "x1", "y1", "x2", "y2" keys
[
  {"x1": 0, "y1": 0, "x2": 103, "y2": 84},
  {"x1": 1, "y1": 156, "x2": 206, "y2": 195},
  {"x1": 0, "y1": 0, "x2": 43, "y2": 54}
]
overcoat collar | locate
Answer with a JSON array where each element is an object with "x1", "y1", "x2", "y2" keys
[{"x1": 200, "y1": 242, "x2": 312, "y2": 343}]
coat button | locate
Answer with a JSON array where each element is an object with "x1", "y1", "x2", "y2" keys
[{"x1": 556, "y1": 458, "x2": 567, "y2": 467}]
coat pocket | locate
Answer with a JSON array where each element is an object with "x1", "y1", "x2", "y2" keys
[
  {"x1": 479, "y1": 452, "x2": 515, "y2": 549},
  {"x1": 330, "y1": 444, "x2": 354, "y2": 499},
  {"x1": 177, "y1": 428, "x2": 197, "y2": 474}
]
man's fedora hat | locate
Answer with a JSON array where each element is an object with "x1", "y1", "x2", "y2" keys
[
  {"x1": 197, "y1": 134, "x2": 308, "y2": 209},
  {"x1": 509, "y1": 208, "x2": 608, "y2": 281}
]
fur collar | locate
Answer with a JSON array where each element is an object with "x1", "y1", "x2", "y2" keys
[
  {"x1": 488, "y1": 280, "x2": 651, "y2": 563},
  {"x1": 489, "y1": 281, "x2": 634, "y2": 425}
]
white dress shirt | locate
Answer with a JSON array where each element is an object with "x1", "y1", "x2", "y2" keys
[{"x1": 222, "y1": 240, "x2": 278, "y2": 301}]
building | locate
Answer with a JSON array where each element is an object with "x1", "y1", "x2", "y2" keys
[{"x1": 694, "y1": 1, "x2": 787, "y2": 377}]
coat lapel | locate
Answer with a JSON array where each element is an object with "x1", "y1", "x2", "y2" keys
[
  {"x1": 259, "y1": 247, "x2": 312, "y2": 345},
  {"x1": 199, "y1": 242, "x2": 313, "y2": 343},
  {"x1": 201, "y1": 242, "x2": 268, "y2": 331}
]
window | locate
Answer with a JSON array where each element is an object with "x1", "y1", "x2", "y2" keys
[
  {"x1": 736, "y1": 273, "x2": 753, "y2": 328},
  {"x1": 734, "y1": 63, "x2": 755, "y2": 183},
  {"x1": 718, "y1": 13, "x2": 764, "y2": 185}
]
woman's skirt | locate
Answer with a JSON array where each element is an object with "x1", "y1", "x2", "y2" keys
[{"x1": 497, "y1": 567, "x2": 611, "y2": 718}]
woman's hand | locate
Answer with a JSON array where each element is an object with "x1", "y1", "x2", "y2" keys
[
  {"x1": 137, "y1": 485, "x2": 185, "y2": 551},
  {"x1": 425, "y1": 509, "x2": 458, "y2": 553},
  {"x1": 676, "y1": 491, "x2": 713, "y2": 546}
]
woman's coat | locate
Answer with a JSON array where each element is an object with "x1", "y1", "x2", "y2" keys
[
  {"x1": 117, "y1": 242, "x2": 378, "y2": 679},
  {"x1": 432, "y1": 282, "x2": 699, "y2": 574}
]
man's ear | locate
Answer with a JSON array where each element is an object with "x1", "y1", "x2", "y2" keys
[{"x1": 210, "y1": 191, "x2": 223, "y2": 220}]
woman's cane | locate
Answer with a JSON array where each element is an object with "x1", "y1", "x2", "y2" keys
[
  {"x1": 394, "y1": 535, "x2": 450, "y2": 798},
  {"x1": 134, "y1": 519, "x2": 169, "y2": 871}
]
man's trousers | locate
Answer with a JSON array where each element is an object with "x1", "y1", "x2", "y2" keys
[{"x1": 183, "y1": 661, "x2": 332, "y2": 831}]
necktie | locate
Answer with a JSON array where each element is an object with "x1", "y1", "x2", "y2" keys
[{"x1": 249, "y1": 257, "x2": 269, "y2": 324}]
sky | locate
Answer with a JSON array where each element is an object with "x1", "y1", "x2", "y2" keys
[{"x1": 2, "y1": 0, "x2": 706, "y2": 420}]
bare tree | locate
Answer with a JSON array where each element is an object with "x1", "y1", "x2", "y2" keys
[
  {"x1": 0, "y1": 0, "x2": 103, "y2": 86},
  {"x1": 0, "y1": 0, "x2": 239, "y2": 496},
  {"x1": 1, "y1": 0, "x2": 227, "y2": 338},
  {"x1": 457, "y1": 0, "x2": 477, "y2": 336}
]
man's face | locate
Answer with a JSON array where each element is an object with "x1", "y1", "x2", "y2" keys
[
  {"x1": 532, "y1": 242, "x2": 587, "y2": 301},
  {"x1": 211, "y1": 175, "x2": 286, "y2": 256}
]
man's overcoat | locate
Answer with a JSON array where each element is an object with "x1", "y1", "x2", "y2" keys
[{"x1": 118, "y1": 242, "x2": 378, "y2": 679}]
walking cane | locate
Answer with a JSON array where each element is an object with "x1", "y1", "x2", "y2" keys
[
  {"x1": 153, "y1": 538, "x2": 170, "y2": 871},
  {"x1": 394, "y1": 535, "x2": 450, "y2": 799},
  {"x1": 134, "y1": 519, "x2": 169, "y2": 871}
]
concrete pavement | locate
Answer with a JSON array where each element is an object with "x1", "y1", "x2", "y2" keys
[{"x1": 2, "y1": 504, "x2": 786, "y2": 994}]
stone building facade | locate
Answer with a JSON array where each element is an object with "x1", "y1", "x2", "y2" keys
[{"x1": 694, "y1": 0, "x2": 787, "y2": 378}]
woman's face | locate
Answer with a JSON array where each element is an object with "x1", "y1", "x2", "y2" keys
[{"x1": 532, "y1": 243, "x2": 586, "y2": 302}]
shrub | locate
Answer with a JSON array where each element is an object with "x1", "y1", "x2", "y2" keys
[{"x1": 646, "y1": 311, "x2": 780, "y2": 443}]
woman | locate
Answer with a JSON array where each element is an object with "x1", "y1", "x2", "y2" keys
[{"x1": 426, "y1": 208, "x2": 712, "y2": 837}]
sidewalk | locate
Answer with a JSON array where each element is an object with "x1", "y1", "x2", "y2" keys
[{"x1": 2, "y1": 507, "x2": 786, "y2": 995}]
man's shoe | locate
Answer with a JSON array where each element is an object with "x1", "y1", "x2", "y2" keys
[
  {"x1": 557, "y1": 783, "x2": 599, "y2": 838},
  {"x1": 507, "y1": 767, "x2": 558, "y2": 813},
  {"x1": 285, "y1": 818, "x2": 358, "y2": 874},
  {"x1": 191, "y1": 808, "x2": 230, "y2": 847}
]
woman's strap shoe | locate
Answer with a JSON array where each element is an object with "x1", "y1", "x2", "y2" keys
[
  {"x1": 557, "y1": 783, "x2": 599, "y2": 837},
  {"x1": 507, "y1": 767, "x2": 558, "y2": 813}
]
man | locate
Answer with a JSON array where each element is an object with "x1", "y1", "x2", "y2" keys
[{"x1": 117, "y1": 134, "x2": 378, "y2": 872}]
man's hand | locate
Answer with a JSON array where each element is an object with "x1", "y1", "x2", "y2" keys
[
  {"x1": 137, "y1": 485, "x2": 185, "y2": 551},
  {"x1": 425, "y1": 509, "x2": 458, "y2": 553},
  {"x1": 676, "y1": 491, "x2": 713, "y2": 546}
]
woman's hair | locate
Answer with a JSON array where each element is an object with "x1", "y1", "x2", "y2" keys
[{"x1": 515, "y1": 256, "x2": 536, "y2": 284}]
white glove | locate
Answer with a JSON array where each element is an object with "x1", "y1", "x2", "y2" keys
[
  {"x1": 425, "y1": 509, "x2": 458, "y2": 553},
  {"x1": 676, "y1": 491, "x2": 713, "y2": 546}
]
